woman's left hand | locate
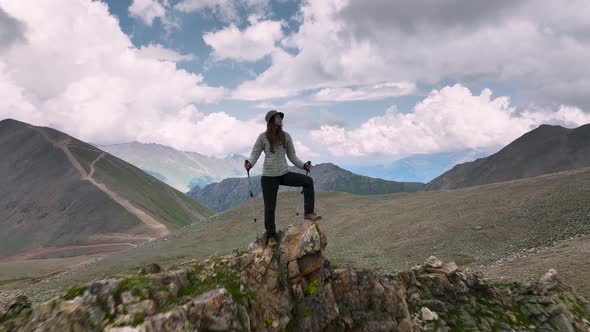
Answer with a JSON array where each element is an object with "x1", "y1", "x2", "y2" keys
[{"x1": 304, "y1": 161, "x2": 312, "y2": 171}]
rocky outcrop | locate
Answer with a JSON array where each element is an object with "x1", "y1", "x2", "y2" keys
[
  {"x1": 1, "y1": 221, "x2": 589, "y2": 331},
  {"x1": 236, "y1": 222, "x2": 412, "y2": 331},
  {"x1": 400, "y1": 256, "x2": 590, "y2": 331}
]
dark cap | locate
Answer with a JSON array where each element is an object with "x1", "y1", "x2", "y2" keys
[{"x1": 265, "y1": 110, "x2": 284, "y2": 124}]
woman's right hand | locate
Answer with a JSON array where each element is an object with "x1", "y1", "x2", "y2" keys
[{"x1": 244, "y1": 160, "x2": 252, "y2": 170}]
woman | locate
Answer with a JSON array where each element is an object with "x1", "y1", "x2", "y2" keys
[{"x1": 244, "y1": 110, "x2": 321, "y2": 243}]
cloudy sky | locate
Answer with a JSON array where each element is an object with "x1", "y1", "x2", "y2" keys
[{"x1": 1, "y1": 0, "x2": 590, "y2": 172}]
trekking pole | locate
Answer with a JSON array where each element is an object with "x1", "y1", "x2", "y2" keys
[
  {"x1": 245, "y1": 160, "x2": 256, "y2": 223},
  {"x1": 295, "y1": 161, "x2": 311, "y2": 217}
]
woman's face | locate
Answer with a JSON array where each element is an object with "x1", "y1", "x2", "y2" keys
[{"x1": 273, "y1": 114, "x2": 283, "y2": 127}]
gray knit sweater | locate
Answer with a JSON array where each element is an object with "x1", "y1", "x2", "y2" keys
[{"x1": 248, "y1": 131, "x2": 306, "y2": 176}]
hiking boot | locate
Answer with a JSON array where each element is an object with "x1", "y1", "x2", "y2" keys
[
  {"x1": 267, "y1": 237, "x2": 278, "y2": 247},
  {"x1": 304, "y1": 212, "x2": 322, "y2": 221},
  {"x1": 264, "y1": 232, "x2": 278, "y2": 246}
]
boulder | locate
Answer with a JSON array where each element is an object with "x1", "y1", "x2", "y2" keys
[
  {"x1": 279, "y1": 221, "x2": 326, "y2": 264},
  {"x1": 137, "y1": 263, "x2": 161, "y2": 275},
  {"x1": 184, "y1": 288, "x2": 243, "y2": 331},
  {"x1": 141, "y1": 307, "x2": 189, "y2": 332}
]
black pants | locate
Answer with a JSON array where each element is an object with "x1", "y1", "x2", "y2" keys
[{"x1": 260, "y1": 171, "x2": 314, "y2": 235}]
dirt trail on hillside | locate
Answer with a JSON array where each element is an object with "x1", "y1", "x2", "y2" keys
[
  {"x1": 33, "y1": 127, "x2": 169, "y2": 237},
  {"x1": 86, "y1": 151, "x2": 105, "y2": 178},
  {"x1": 87, "y1": 233, "x2": 156, "y2": 243}
]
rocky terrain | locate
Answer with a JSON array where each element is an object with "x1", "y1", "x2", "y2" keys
[
  {"x1": 1, "y1": 222, "x2": 588, "y2": 331},
  {"x1": 3, "y1": 165, "x2": 589, "y2": 310}
]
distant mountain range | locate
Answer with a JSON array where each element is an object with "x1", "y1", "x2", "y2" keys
[
  {"x1": 98, "y1": 141, "x2": 259, "y2": 192},
  {"x1": 2, "y1": 118, "x2": 589, "y2": 264},
  {"x1": 345, "y1": 149, "x2": 491, "y2": 183},
  {"x1": 189, "y1": 123, "x2": 590, "y2": 211},
  {"x1": 427, "y1": 123, "x2": 590, "y2": 190},
  {"x1": 0, "y1": 119, "x2": 212, "y2": 260},
  {"x1": 96, "y1": 139, "x2": 491, "y2": 194},
  {"x1": 99, "y1": 141, "x2": 482, "y2": 194},
  {"x1": 188, "y1": 163, "x2": 425, "y2": 211}
]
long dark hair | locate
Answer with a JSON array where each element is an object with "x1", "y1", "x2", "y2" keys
[{"x1": 266, "y1": 119, "x2": 286, "y2": 153}]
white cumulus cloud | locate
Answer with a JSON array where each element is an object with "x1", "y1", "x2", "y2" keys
[
  {"x1": 312, "y1": 82, "x2": 416, "y2": 102},
  {"x1": 203, "y1": 19, "x2": 284, "y2": 62},
  {"x1": 174, "y1": 0, "x2": 270, "y2": 23},
  {"x1": 136, "y1": 43, "x2": 196, "y2": 62},
  {"x1": 232, "y1": 0, "x2": 590, "y2": 109},
  {"x1": 129, "y1": 0, "x2": 166, "y2": 25},
  {"x1": 129, "y1": 0, "x2": 180, "y2": 32},
  {"x1": 0, "y1": 0, "x2": 276, "y2": 157},
  {"x1": 310, "y1": 84, "x2": 590, "y2": 157}
]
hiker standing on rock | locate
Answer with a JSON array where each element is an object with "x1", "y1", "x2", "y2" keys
[{"x1": 244, "y1": 110, "x2": 321, "y2": 243}]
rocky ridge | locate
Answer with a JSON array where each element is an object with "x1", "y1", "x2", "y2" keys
[{"x1": 1, "y1": 221, "x2": 589, "y2": 331}]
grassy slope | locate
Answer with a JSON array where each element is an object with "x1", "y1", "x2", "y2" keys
[
  {"x1": 0, "y1": 122, "x2": 143, "y2": 258},
  {"x1": 70, "y1": 144, "x2": 214, "y2": 229},
  {"x1": 1, "y1": 118, "x2": 212, "y2": 259},
  {"x1": 427, "y1": 124, "x2": 590, "y2": 190},
  {"x1": 3, "y1": 167, "x2": 589, "y2": 304},
  {"x1": 0, "y1": 255, "x2": 107, "y2": 286}
]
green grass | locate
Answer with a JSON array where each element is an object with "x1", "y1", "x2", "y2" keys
[
  {"x1": 132, "y1": 313, "x2": 146, "y2": 326},
  {"x1": 116, "y1": 275, "x2": 151, "y2": 298},
  {"x1": 68, "y1": 145, "x2": 98, "y2": 174},
  {"x1": 182, "y1": 266, "x2": 248, "y2": 303},
  {"x1": 62, "y1": 286, "x2": 86, "y2": 300},
  {"x1": 557, "y1": 292, "x2": 590, "y2": 321},
  {"x1": 73, "y1": 150, "x2": 213, "y2": 230},
  {"x1": 271, "y1": 245, "x2": 279, "y2": 261},
  {"x1": 443, "y1": 285, "x2": 540, "y2": 331}
]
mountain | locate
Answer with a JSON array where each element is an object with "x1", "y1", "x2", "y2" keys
[
  {"x1": 426, "y1": 123, "x2": 590, "y2": 190},
  {"x1": 98, "y1": 141, "x2": 259, "y2": 192},
  {"x1": 187, "y1": 162, "x2": 425, "y2": 211},
  {"x1": 0, "y1": 118, "x2": 213, "y2": 260},
  {"x1": 345, "y1": 149, "x2": 491, "y2": 183}
]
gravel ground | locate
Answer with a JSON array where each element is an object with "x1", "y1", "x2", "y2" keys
[
  {"x1": 472, "y1": 233, "x2": 590, "y2": 299},
  {"x1": 2, "y1": 168, "x2": 590, "y2": 306}
]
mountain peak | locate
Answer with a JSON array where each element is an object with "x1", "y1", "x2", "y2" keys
[
  {"x1": 427, "y1": 122, "x2": 590, "y2": 190},
  {"x1": 537, "y1": 123, "x2": 564, "y2": 129},
  {"x1": 531, "y1": 123, "x2": 569, "y2": 134},
  {"x1": 0, "y1": 118, "x2": 29, "y2": 130},
  {"x1": 317, "y1": 162, "x2": 340, "y2": 169},
  {"x1": 0, "y1": 117, "x2": 19, "y2": 124},
  {"x1": 224, "y1": 153, "x2": 247, "y2": 161}
]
